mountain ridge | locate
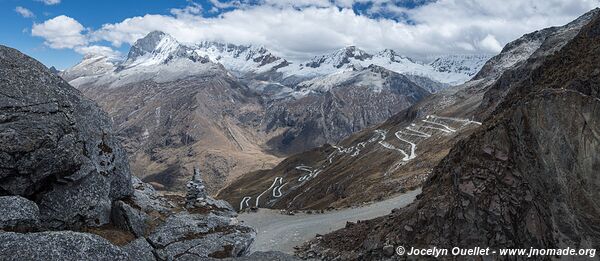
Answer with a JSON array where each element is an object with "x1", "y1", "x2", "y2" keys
[{"x1": 63, "y1": 32, "x2": 490, "y2": 88}]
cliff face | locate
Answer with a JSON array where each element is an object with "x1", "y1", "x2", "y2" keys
[{"x1": 296, "y1": 10, "x2": 600, "y2": 260}]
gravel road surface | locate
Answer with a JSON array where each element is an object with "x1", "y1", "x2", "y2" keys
[{"x1": 239, "y1": 188, "x2": 421, "y2": 253}]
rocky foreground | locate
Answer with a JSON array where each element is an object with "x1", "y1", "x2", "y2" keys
[
  {"x1": 0, "y1": 45, "x2": 299, "y2": 260},
  {"x1": 296, "y1": 9, "x2": 600, "y2": 261}
]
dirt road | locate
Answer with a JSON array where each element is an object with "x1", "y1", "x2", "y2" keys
[{"x1": 238, "y1": 188, "x2": 421, "y2": 253}]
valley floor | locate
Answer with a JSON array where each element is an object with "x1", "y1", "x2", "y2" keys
[{"x1": 239, "y1": 188, "x2": 421, "y2": 254}]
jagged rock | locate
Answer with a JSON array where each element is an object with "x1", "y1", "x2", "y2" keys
[
  {"x1": 0, "y1": 45, "x2": 132, "y2": 229},
  {"x1": 0, "y1": 231, "x2": 128, "y2": 261},
  {"x1": 122, "y1": 238, "x2": 156, "y2": 261},
  {"x1": 147, "y1": 212, "x2": 255, "y2": 260},
  {"x1": 201, "y1": 197, "x2": 238, "y2": 217},
  {"x1": 111, "y1": 200, "x2": 149, "y2": 237},
  {"x1": 130, "y1": 176, "x2": 172, "y2": 214},
  {"x1": 0, "y1": 196, "x2": 39, "y2": 230}
]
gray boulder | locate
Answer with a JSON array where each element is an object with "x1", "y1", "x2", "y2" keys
[
  {"x1": 130, "y1": 176, "x2": 172, "y2": 214},
  {"x1": 0, "y1": 196, "x2": 39, "y2": 230},
  {"x1": 0, "y1": 231, "x2": 128, "y2": 261},
  {"x1": 0, "y1": 45, "x2": 132, "y2": 229},
  {"x1": 111, "y1": 200, "x2": 150, "y2": 237},
  {"x1": 122, "y1": 238, "x2": 156, "y2": 261},
  {"x1": 147, "y1": 212, "x2": 255, "y2": 260}
]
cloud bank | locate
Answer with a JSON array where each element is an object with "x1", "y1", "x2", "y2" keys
[{"x1": 30, "y1": 0, "x2": 600, "y2": 61}]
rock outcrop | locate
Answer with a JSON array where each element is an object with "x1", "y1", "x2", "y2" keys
[
  {"x1": 147, "y1": 212, "x2": 255, "y2": 259},
  {"x1": 296, "y1": 9, "x2": 600, "y2": 260},
  {"x1": 0, "y1": 45, "x2": 132, "y2": 229}
]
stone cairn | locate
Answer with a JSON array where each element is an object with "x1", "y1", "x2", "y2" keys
[{"x1": 185, "y1": 166, "x2": 208, "y2": 208}]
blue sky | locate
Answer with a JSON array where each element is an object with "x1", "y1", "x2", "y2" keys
[
  {"x1": 1, "y1": 0, "x2": 203, "y2": 68},
  {"x1": 2, "y1": 0, "x2": 598, "y2": 69}
]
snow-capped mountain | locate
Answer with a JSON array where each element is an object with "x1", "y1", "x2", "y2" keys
[
  {"x1": 63, "y1": 31, "x2": 492, "y2": 90},
  {"x1": 278, "y1": 46, "x2": 491, "y2": 85},
  {"x1": 63, "y1": 31, "x2": 221, "y2": 88},
  {"x1": 60, "y1": 54, "x2": 117, "y2": 82},
  {"x1": 294, "y1": 64, "x2": 429, "y2": 97},
  {"x1": 119, "y1": 31, "x2": 208, "y2": 70},
  {"x1": 193, "y1": 41, "x2": 288, "y2": 75}
]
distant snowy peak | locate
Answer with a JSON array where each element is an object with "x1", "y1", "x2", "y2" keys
[
  {"x1": 374, "y1": 49, "x2": 415, "y2": 63},
  {"x1": 429, "y1": 54, "x2": 492, "y2": 77},
  {"x1": 63, "y1": 31, "x2": 493, "y2": 89},
  {"x1": 285, "y1": 47, "x2": 491, "y2": 85},
  {"x1": 120, "y1": 31, "x2": 208, "y2": 69},
  {"x1": 303, "y1": 46, "x2": 372, "y2": 69},
  {"x1": 64, "y1": 32, "x2": 226, "y2": 88},
  {"x1": 60, "y1": 54, "x2": 116, "y2": 82},
  {"x1": 193, "y1": 41, "x2": 287, "y2": 75}
]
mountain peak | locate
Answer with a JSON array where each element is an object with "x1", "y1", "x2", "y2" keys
[
  {"x1": 338, "y1": 46, "x2": 372, "y2": 61},
  {"x1": 375, "y1": 49, "x2": 415, "y2": 63},
  {"x1": 120, "y1": 31, "x2": 207, "y2": 69},
  {"x1": 125, "y1": 31, "x2": 180, "y2": 62},
  {"x1": 304, "y1": 46, "x2": 373, "y2": 69}
]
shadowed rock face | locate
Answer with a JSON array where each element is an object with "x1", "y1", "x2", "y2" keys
[
  {"x1": 297, "y1": 9, "x2": 600, "y2": 260},
  {"x1": 0, "y1": 45, "x2": 132, "y2": 229}
]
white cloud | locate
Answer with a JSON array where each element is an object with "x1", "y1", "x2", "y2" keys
[
  {"x1": 37, "y1": 0, "x2": 61, "y2": 5},
  {"x1": 15, "y1": 6, "x2": 35, "y2": 18},
  {"x1": 74, "y1": 45, "x2": 121, "y2": 59},
  {"x1": 479, "y1": 34, "x2": 503, "y2": 53},
  {"x1": 170, "y1": 2, "x2": 203, "y2": 17},
  {"x1": 32, "y1": 0, "x2": 600, "y2": 61},
  {"x1": 32, "y1": 15, "x2": 87, "y2": 49},
  {"x1": 31, "y1": 15, "x2": 122, "y2": 59}
]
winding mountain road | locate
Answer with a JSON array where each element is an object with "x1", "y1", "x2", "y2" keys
[{"x1": 239, "y1": 188, "x2": 421, "y2": 254}]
